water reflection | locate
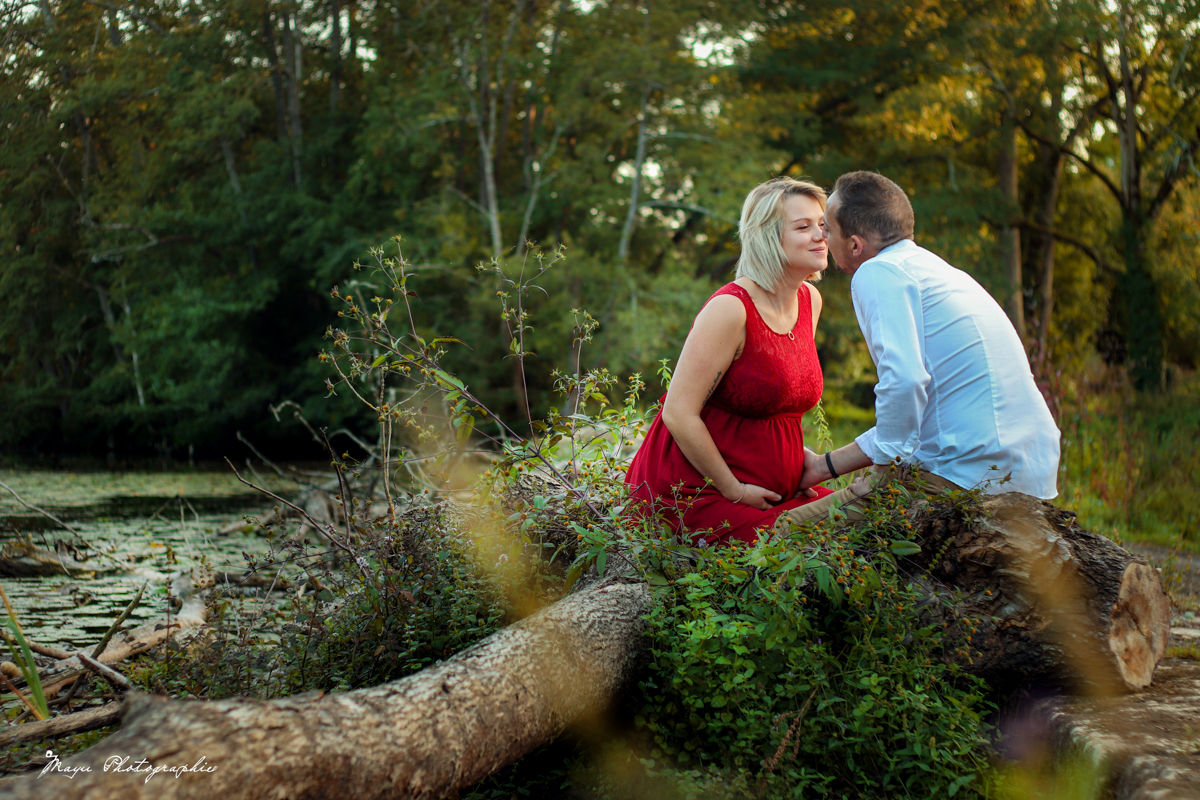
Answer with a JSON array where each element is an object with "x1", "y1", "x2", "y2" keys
[{"x1": 0, "y1": 470, "x2": 293, "y2": 650}]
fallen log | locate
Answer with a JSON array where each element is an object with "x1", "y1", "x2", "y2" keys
[
  {"x1": 912, "y1": 493, "x2": 1170, "y2": 695},
  {"x1": 0, "y1": 702, "x2": 123, "y2": 747},
  {"x1": 0, "y1": 493, "x2": 1170, "y2": 799},
  {"x1": 0, "y1": 541, "x2": 106, "y2": 578},
  {"x1": 2, "y1": 578, "x2": 651, "y2": 800}
]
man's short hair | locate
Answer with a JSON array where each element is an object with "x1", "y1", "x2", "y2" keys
[
  {"x1": 736, "y1": 176, "x2": 827, "y2": 293},
  {"x1": 830, "y1": 171, "x2": 914, "y2": 247}
]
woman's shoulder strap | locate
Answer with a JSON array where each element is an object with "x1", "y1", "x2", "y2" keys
[{"x1": 708, "y1": 281, "x2": 752, "y2": 308}]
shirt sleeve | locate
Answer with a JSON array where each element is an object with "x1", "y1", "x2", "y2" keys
[
  {"x1": 854, "y1": 427, "x2": 879, "y2": 462},
  {"x1": 851, "y1": 262, "x2": 930, "y2": 465}
]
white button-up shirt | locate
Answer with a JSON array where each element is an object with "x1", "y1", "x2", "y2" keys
[{"x1": 850, "y1": 239, "x2": 1060, "y2": 498}]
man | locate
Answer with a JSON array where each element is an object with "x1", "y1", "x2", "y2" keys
[{"x1": 790, "y1": 171, "x2": 1059, "y2": 520}]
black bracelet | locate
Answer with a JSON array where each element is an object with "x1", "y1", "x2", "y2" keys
[{"x1": 825, "y1": 452, "x2": 839, "y2": 479}]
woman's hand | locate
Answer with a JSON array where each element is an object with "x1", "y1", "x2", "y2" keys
[{"x1": 725, "y1": 482, "x2": 782, "y2": 511}]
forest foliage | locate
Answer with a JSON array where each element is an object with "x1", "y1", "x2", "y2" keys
[{"x1": 2, "y1": 0, "x2": 1199, "y2": 460}]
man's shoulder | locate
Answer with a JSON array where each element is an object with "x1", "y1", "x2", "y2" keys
[
  {"x1": 860, "y1": 241, "x2": 974, "y2": 285},
  {"x1": 852, "y1": 243, "x2": 922, "y2": 292}
]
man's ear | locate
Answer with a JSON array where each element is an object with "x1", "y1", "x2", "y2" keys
[{"x1": 850, "y1": 234, "x2": 867, "y2": 256}]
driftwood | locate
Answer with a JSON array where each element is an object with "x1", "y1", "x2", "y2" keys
[{"x1": 0, "y1": 493, "x2": 1171, "y2": 799}]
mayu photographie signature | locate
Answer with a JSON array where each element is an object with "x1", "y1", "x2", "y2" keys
[{"x1": 39, "y1": 750, "x2": 218, "y2": 783}]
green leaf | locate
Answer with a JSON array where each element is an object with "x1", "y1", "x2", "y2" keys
[
  {"x1": 596, "y1": 551, "x2": 608, "y2": 578},
  {"x1": 562, "y1": 562, "x2": 584, "y2": 595},
  {"x1": 890, "y1": 540, "x2": 921, "y2": 557},
  {"x1": 646, "y1": 572, "x2": 669, "y2": 586},
  {"x1": 370, "y1": 353, "x2": 388, "y2": 368},
  {"x1": 456, "y1": 414, "x2": 475, "y2": 447},
  {"x1": 433, "y1": 369, "x2": 465, "y2": 390}
]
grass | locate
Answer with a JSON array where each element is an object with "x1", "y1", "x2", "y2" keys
[{"x1": 1056, "y1": 373, "x2": 1200, "y2": 552}]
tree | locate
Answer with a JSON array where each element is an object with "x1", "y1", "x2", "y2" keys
[{"x1": 1071, "y1": 0, "x2": 1200, "y2": 390}]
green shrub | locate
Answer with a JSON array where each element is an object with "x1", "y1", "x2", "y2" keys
[{"x1": 627, "y1": 484, "x2": 993, "y2": 798}]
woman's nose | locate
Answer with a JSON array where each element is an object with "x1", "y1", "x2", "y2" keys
[{"x1": 813, "y1": 224, "x2": 827, "y2": 242}]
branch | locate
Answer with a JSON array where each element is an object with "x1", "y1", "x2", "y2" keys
[
  {"x1": 223, "y1": 457, "x2": 356, "y2": 560},
  {"x1": 81, "y1": 0, "x2": 166, "y2": 35},
  {"x1": 1146, "y1": 127, "x2": 1200, "y2": 223},
  {"x1": 236, "y1": 431, "x2": 292, "y2": 481},
  {"x1": 1018, "y1": 121, "x2": 1124, "y2": 204},
  {"x1": 91, "y1": 583, "x2": 146, "y2": 659},
  {"x1": 1145, "y1": 88, "x2": 1200, "y2": 151},
  {"x1": 638, "y1": 200, "x2": 735, "y2": 225},
  {"x1": 646, "y1": 132, "x2": 719, "y2": 145},
  {"x1": 447, "y1": 184, "x2": 490, "y2": 219},
  {"x1": 0, "y1": 478, "x2": 84, "y2": 536},
  {"x1": 76, "y1": 651, "x2": 133, "y2": 691},
  {"x1": 89, "y1": 224, "x2": 190, "y2": 263},
  {"x1": 1017, "y1": 219, "x2": 1115, "y2": 274},
  {"x1": 403, "y1": 115, "x2": 461, "y2": 139},
  {"x1": 976, "y1": 57, "x2": 1015, "y2": 112}
]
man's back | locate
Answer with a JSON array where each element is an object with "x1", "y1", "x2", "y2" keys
[{"x1": 850, "y1": 239, "x2": 1060, "y2": 498}]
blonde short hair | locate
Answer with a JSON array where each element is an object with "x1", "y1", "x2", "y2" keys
[{"x1": 735, "y1": 177, "x2": 827, "y2": 293}]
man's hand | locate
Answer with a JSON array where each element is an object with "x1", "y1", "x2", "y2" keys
[
  {"x1": 800, "y1": 443, "x2": 875, "y2": 491},
  {"x1": 799, "y1": 447, "x2": 828, "y2": 491},
  {"x1": 847, "y1": 472, "x2": 874, "y2": 497}
]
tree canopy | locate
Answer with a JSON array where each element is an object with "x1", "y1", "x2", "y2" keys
[{"x1": 2, "y1": 0, "x2": 1198, "y2": 458}]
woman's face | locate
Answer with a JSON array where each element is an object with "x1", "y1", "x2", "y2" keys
[{"x1": 779, "y1": 194, "x2": 828, "y2": 278}]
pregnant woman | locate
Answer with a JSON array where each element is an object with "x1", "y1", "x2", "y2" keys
[{"x1": 626, "y1": 177, "x2": 854, "y2": 545}]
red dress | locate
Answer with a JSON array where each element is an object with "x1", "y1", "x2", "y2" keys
[{"x1": 625, "y1": 282, "x2": 833, "y2": 545}]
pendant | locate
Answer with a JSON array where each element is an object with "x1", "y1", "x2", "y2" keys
[{"x1": 787, "y1": 331, "x2": 795, "y2": 341}]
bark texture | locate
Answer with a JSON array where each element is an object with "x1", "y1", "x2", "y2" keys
[
  {"x1": 915, "y1": 493, "x2": 1170, "y2": 695},
  {"x1": 4, "y1": 579, "x2": 651, "y2": 800}
]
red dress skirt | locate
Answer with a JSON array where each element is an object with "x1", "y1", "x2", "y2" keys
[{"x1": 625, "y1": 281, "x2": 833, "y2": 545}]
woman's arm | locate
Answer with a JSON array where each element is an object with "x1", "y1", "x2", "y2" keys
[{"x1": 661, "y1": 295, "x2": 782, "y2": 511}]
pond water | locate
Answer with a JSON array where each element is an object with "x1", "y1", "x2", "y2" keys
[{"x1": 0, "y1": 469, "x2": 295, "y2": 651}]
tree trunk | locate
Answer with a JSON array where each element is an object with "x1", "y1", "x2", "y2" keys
[
  {"x1": 261, "y1": 14, "x2": 290, "y2": 142},
  {"x1": 1114, "y1": 24, "x2": 1161, "y2": 391},
  {"x1": 106, "y1": 8, "x2": 120, "y2": 46},
  {"x1": 617, "y1": 84, "x2": 652, "y2": 263},
  {"x1": 998, "y1": 107, "x2": 1024, "y2": 345},
  {"x1": 4, "y1": 495, "x2": 1170, "y2": 799},
  {"x1": 1029, "y1": 144, "x2": 1063, "y2": 377},
  {"x1": 1122, "y1": 215, "x2": 1162, "y2": 392},
  {"x1": 280, "y1": 10, "x2": 304, "y2": 189},
  {"x1": 5, "y1": 579, "x2": 651, "y2": 800},
  {"x1": 329, "y1": 0, "x2": 342, "y2": 113},
  {"x1": 219, "y1": 137, "x2": 248, "y2": 226},
  {"x1": 913, "y1": 493, "x2": 1169, "y2": 696}
]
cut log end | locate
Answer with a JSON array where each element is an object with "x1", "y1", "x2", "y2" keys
[
  {"x1": 929, "y1": 494, "x2": 1173, "y2": 696},
  {"x1": 1108, "y1": 561, "x2": 1171, "y2": 690}
]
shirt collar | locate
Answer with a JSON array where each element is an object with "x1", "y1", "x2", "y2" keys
[{"x1": 876, "y1": 238, "x2": 916, "y2": 258}]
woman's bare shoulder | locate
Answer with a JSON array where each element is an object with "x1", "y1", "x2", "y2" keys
[
  {"x1": 807, "y1": 281, "x2": 823, "y2": 309},
  {"x1": 694, "y1": 292, "x2": 747, "y2": 332}
]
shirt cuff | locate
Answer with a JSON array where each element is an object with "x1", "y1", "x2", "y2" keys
[{"x1": 855, "y1": 428, "x2": 880, "y2": 464}]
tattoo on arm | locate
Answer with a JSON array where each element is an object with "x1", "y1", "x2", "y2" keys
[{"x1": 703, "y1": 371, "x2": 722, "y2": 403}]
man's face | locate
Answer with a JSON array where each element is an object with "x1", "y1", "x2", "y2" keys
[{"x1": 824, "y1": 195, "x2": 856, "y2": 275}]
